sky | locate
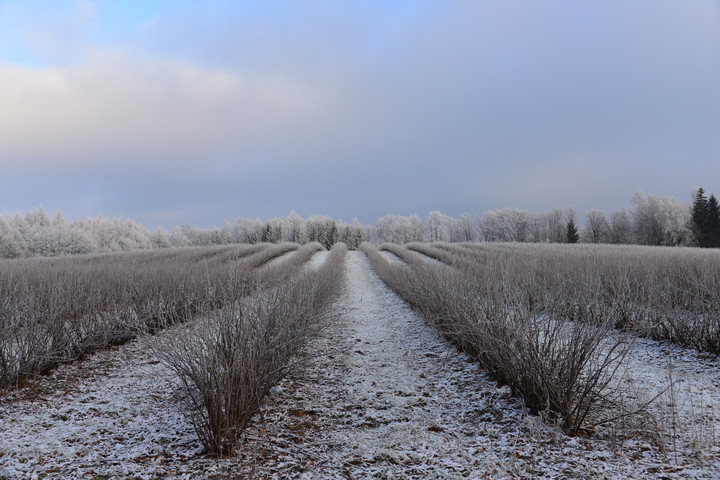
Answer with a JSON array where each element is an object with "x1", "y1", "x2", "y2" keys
[{"x1": 1, "y1": 0, "x2": 719, "y2": 229}]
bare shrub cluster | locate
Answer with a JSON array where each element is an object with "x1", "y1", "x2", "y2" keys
[
  {"x1": 151, "y1": 243, "x2": 346, "y2": 456},
  {"x1": 363, "y1": 242, "x2": 632, "y2": 434},
  {"x1": 0, "y1": 243, "x2": 312, "y2": 389}
]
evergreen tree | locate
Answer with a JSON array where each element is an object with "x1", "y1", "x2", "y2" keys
[
  {"x1": 691, "y1": 187, "x2": 710, "y2": 247},
  {"x1": 323, "y1": 220, "x2": 337, "y2": 249},
  {"x1": 261, "y1": 223, "x2": 273, "y2": 243},
  {"x1": 566, "y1": 219, "x2": 579, "y2": 244},
  {"x1": 707, "y1": 194, "x2": 720, "y2": 248}
]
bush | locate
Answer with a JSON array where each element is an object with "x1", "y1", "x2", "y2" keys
[
  {"x1": 0, "y1": 243, "x2": 304, "y2": 389},
  {"x1": 151, "y1": 243, "x2": 347, "y2": 456},
  {"x1": 362, "y1": 242, "x2": 631, "y2": 433}
]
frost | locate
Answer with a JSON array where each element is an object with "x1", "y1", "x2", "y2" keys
[{"x1": 1, "y1": 251, "x2": 719, "y2": 478}]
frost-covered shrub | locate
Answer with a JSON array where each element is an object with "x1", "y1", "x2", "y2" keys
[
  {"x1": 363, "y1": 242, "x2": 631, "y2": 434},
  {"x1": 390, "y1": 242, "x2": 720, "y2": 354},
  {"x1": 0, "y1": 243, "x2": 321, "y2": 389},
  {"x1": 152, "y1": 243, "x2": 346, "y2": 456}
]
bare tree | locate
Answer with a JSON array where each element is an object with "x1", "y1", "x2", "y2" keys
[
  {"x1": 584, "y1": 210, "x2": 610, "y2": 243},
  {"x1": 632, "y1": 191, "x2": 691, "y2": 246},
  {"x1": 426, "y1": 210, "x2": 452, "y2": 242},
  {"x1": 375, "y1": 214, "x2": 424, "y2": 244},
  {"x1": 547, "y1": 207, "x2": 566, "y2": 243}
]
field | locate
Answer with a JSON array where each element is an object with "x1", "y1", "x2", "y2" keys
[{"x1": 1, "y1": 243, "x2": 720, "y2": 479}]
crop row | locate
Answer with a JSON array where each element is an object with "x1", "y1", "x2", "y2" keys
[
  {"x1": 0, "y1": 242, "x2": 322, "y2": 389},
  {"x1": 365, "y1": 242, "x2": 641, "y2": 434},
  {"x1": 153, "y1": 243, "x2": 347, "y2": 455},
  {"x1": 404, "y1": 241, "x2": 720, "y2": 354}
]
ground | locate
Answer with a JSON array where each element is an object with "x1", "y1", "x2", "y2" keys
[{"x1": 1, "y1": 251, "x2": 719, "y2": 479}]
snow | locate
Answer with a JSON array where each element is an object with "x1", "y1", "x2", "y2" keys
[
  {"x1": 604, "y1": 334, "x2": 720, "y2": 471},
  {"x1": 1, "y1": 251, "x2": 719, "y2": 479},
  {"x1": 223, "y1": 252, "x2": 720, "y2": 478},
  {"x1": 0, "y1": 338, "x2": 203, "y2": 479}
]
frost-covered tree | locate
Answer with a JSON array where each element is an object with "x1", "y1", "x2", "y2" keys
[
  {"x1": 217, "y1": 221, "x2": 234, "y2": 245},
  {"x1": 119, "y1": 219, "x2": 152, "y2": 250},
  {"x1": 25, "y1": 206, "x2": 51, "y2": 228},
  {"x1": 65, "y1": 223, "x2": 96, "y2": 254},
  {"x1": 9, "y1": 214, "x2": 30, "y2": 256},
  {"x1": 233, "y1": 218, "x2": 264, "y2": 244},
  {"x1": 150, "y1": 227, "x2": 172, "y2": 248},
  {"x1": 426, "y1": 211, "x2": 452, "y2": 242},
  {"x1": 546, "y1": 207, "x2": 566, "y2": 243},
  {"x1": 169, "y1": 227, "x2": 192, "y2": 247},
  {"x1": 632, "y1": 191, "x2": 691, "y2": 246},
  {"x1": 448, "y1": 213, "x2": 476, "y2": 242},
  {"x1": 375, "y1": 214, "x2": 424, "y2": 244},
  {"x1": 338, "y1": 218, "x2": 367, "y2": 250},
  {"x1": 0, "y1": 216, "x2": 24, "y2": 258},
  {"x1": 525, "y1": 213, "x2": 547, "y2": 243},
  {"x1": 23, "y1": 206, "x2": 54, "y2": 255},
  {"x1": 480, "y1": 208, "x2": 532, "y2": 242},
  {"x1": 262, "y1": 218, "x2": 286, "y2": 244},
  {"x1": 305, "y1": 215, "x2": 337, "y2": 249},
  {"x1": 608, "y1": 210, "x2": 633, "y2": 244},
  {"x1": 408, "y1": 214, "x2": 424, "y2": 242},
  {"x1": 285, "y1": 212, "x2": 306, "y2": 244},
  {"x1": 583, "y1": 211, "x2": 610, "y2": 244}
]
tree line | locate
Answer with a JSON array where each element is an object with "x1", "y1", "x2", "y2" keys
[
  {"x1": 0, "y1": 210, "x2": 367, "y2": 258},
  {"x1": 371, "y1": 190, "x2": 692, "y2": 247},
  {"x1": 0, "y1": 189, "x2": 716, "y2": 259}
]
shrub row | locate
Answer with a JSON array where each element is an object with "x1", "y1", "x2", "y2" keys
[
  {"x1": 433, "y1": 242, "x2": 720, "y2": 354},
  {"x1": 152, "y1": 243, "x2": 347, "y2": 456},
  {"x1": 364, "y1": 242, "x2": 631, "y2": 434},
  {"x1": 0, "y1": 243, "x2": 317, "y2": 389}
]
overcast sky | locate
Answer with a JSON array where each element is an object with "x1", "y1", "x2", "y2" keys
[{"x1": 1, "y1": 0, "x2": 719, "y2": 229}]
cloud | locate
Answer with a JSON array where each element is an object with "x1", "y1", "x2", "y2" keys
[
  {"x1": 0, "y1": 0, "x2": 719, "y2": 228},
  {"x1": 0, "y1": 55, "x2": 331, "y2": 167}
]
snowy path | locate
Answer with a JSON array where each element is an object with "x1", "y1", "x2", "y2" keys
[
  {"x1": 2, "y1": 251, "x2": 719, "y2": 479},
  {"x1": 231, "y1": 252, "x2": 686, "y2": 479},
  {"x1": 609, "y1": 335, "x2": 720, "y2": 466}
]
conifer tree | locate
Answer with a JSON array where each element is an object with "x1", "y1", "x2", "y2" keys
[
  {"x1": 566, "y1": 219, "x2": 579, "y2": 244},
  {"x1": 692, "y1": 188, "x2": 710, "y2": 247},
  {"x1": 261, "y1": 223, "x2": 272, "y2": 243},
  {"x1": 707, "y1": 194, "x2": 720, "y2": 248}
]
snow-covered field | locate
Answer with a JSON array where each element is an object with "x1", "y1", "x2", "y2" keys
[
  {"x1": 0, "y1": 339, "x2": 202, "y2": 479},
  {"x1": 609, "y1": 335, "x2": 720, "y2": 466},
  {"x1": 1, "y1": 251, "x2": 720, "y2": 478}
]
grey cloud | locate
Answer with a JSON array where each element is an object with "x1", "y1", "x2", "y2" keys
[{"x1": 2, "y1": 1, "x2": 719, "y2": 228}]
